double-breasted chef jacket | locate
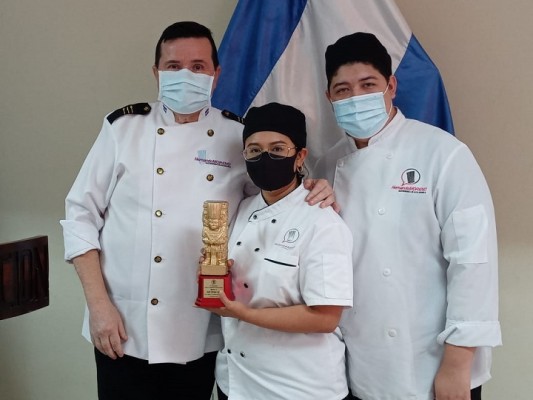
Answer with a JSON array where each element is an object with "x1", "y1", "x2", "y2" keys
[
  {"x1": 215, "y1": 185, "x2": 353, "y2": 400},
  {"x1": 314, "y1": 109, "x2": 501, "y2": 400},
  {"x1": 61, "y1": 102, "x2": 257, "y2": 364}
]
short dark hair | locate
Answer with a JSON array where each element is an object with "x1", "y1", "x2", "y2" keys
[
  {"x1": 325, "y1": 32, "x2": 392, "y2": 89},
  {"x1": 154, "y1": 21, "x2": 219, "y2": 68}
]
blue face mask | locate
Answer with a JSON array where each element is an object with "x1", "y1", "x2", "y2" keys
[
  {"x1": 157, "y1": 69, "x2": 214, "y2": 114},
  {"x1": 332, "y1": 86, "x2": 391, "y2": 140}
]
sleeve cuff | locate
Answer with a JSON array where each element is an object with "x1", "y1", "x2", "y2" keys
[
  {"x1": 305, "y1": 298, "x2": 353, "y2": 307},
  {"x1": 60, "y1": 220, "x2": 101, "y2": 261},
  {"x1": 437, "y1": 319, "x2": 502, "y2": 347}
]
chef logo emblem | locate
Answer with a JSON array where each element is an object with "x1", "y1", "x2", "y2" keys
[
  {"x1": 401, "y1": 168, "x2": 420, "y2": 185},
  {"x1": 275, "y1": 228, "x2": 300, "y2": 249},
  {"x1": 283, "y1": 229, "x2": 300, "y2": 243},
  {"x1": 391, "y1": 168, "x2": 427, "y2": 194},
  {"x1": 194, "y1": 150, "x2": 231, "y2": 168}
]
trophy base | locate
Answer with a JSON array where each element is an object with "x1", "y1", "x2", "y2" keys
[{"x1": 195, "y1": 272, "x2": 234, "y2": 308}]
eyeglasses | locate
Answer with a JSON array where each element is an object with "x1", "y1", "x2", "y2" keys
[{"x1": 242, "y1": 144, "x2": 298, "y2": 162}]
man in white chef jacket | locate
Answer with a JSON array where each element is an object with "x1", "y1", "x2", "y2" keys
[
  {"x1": 314, "y1": 32, "x2": 501, "y2": 400},
  {"x1": 61, "y1": 21, "x2": 334, "y2": 400}
]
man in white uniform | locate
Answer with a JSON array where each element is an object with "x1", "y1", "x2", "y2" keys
[
  {"x1": 314, "y1": 32, "x2": 501, "y2": 400},
  {"x1": 61, "y1": 22, "x2": 334, "y2": 399}
]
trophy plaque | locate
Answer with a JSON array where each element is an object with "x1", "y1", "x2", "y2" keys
[{"x1": 195, "y1": 201, "x2": 235, "y2": 308}]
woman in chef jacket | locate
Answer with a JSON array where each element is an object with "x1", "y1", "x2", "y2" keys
[{"x1": 208, "y1": 102, "x2": 354, "y2": 400}]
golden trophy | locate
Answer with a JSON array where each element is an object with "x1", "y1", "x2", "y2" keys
[{"x1": 195, "y1": 201, "x2": 234, "y2": 308}]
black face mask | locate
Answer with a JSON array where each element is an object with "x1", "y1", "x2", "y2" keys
[{"x1": 246, "y1": 154, "x2": 298, "y2": 191}]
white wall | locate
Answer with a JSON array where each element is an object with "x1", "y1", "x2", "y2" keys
[{"x1": 1, "y1": 1, "x2": 531, "y2": 399}]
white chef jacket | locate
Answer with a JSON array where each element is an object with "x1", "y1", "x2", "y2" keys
[
  {"x1": 61, "y1": 102, "x2": 256, "y2": 364},
  {"x1": 215, "y1": 185, "x2": 353, "y2": 400},
  {"x1": 314, "y1": 109, "x2": 501, "y2": 400}
]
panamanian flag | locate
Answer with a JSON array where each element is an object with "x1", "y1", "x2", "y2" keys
[{"x1": 212, "y1": 0, "x2": 454, "y2": 166}]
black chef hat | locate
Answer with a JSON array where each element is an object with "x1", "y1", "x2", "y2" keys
[
  {"x1": 325, "y1": 32, "x2": 392, "y2": 88},
  {"x1": 243, "y1": 102, "x2": 307, "y2": 149}
]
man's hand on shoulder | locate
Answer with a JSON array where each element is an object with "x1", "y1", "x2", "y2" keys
[{"x1": 303, "y1": 178, "x2": 340, "y2": 213}]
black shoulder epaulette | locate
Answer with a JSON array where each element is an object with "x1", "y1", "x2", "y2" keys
[
  {"x1": 107, "y1": 103, "x2": 151, "y2": 124},
  {"x1": 221, "y1": 109, "x2": 244, "y2": 124}
]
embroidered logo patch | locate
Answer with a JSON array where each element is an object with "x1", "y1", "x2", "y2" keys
[
  {"x1": 283, "y1": 229, "x2": 300, "y2": 243},
  {"x1": 274, "y1": 228, "x2": 300, "y2": 250},
  {"x1": 195, "y1": 150, "x2": 231, "y2": 168},
  {"x1": 391, "y1": 168, "x2": 427, "y2": 194}
]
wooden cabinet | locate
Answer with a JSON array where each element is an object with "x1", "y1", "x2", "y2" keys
[{"x1": 0, "y1": 236, "x2": 49, "y2": 319}]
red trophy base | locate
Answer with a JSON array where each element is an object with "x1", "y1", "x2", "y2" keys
[{"x1": 195, "y1": 272, "x2": 235, "y2": 308}]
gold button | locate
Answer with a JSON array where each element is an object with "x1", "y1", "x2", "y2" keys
[
  {"x1": 157, "y1": 128, "x2": 165, "y2": 135},
  {"x1": 207, "y1": 129, "x2": 214, "y2": 137},
  {"x1": 151, "y1": 298, "x2": 159, "y2": 305},
  {"x1": 206, "y1": 174, "x2": 214, "y2": 181},
  {"x1": 155, "y1": 210, "x2": 163, "y2": 217},
  {"x1": 156, "y1": 167, "x2": 164, "y2": 175},
  {"x1": 154, "y1": 256, "x2": 162, "y2": 263}
]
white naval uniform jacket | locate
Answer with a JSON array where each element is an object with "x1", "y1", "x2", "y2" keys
[
  {"x1": 61, "y1": 102, "x2": 256, "y2": 363},
  {"x1": 314, "y1": 110, "x2": 501, "y2": 400},
  {"x1": 216, "y1": 185, "x2": 353, "y2": 400}
]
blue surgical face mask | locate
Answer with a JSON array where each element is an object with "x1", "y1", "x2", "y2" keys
[
  {"x1": 158, "y1": 69, "x2": 214, "y2": 114},
  {"x1": 332, "y1": 86, "x2": 392, "y2": 140}
]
